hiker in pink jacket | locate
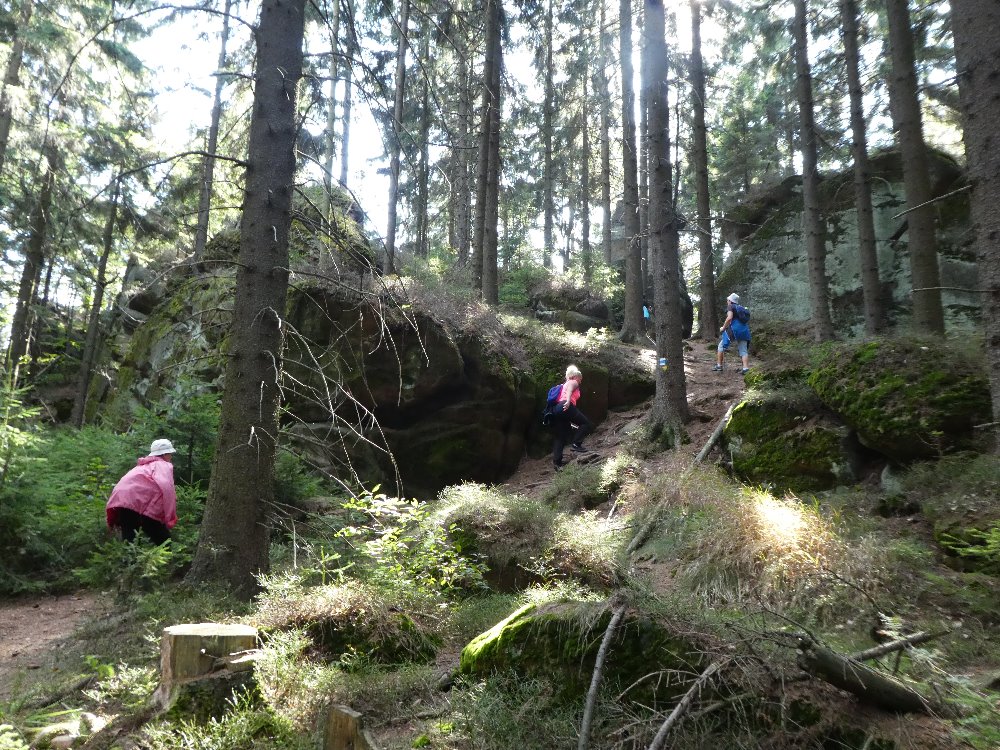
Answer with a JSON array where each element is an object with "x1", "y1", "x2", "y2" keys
[{"x1": 106, "y1": 438, "x2": 178, "y2": 545}]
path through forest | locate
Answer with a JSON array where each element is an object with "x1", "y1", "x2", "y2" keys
[
  {"x1": 0, "y1": 337, "x2": 746, "y2": 702},
  {"x1": 0, "y1": 591, "x2": 107, "y2": 701}
]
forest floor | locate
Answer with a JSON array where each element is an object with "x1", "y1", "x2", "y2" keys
[
  {"x1": 0, "y1": 336, "x2": 744, "y2": 705},
  {"x1": 0, "y1": 591, "x2": 107, "y2": 702}
]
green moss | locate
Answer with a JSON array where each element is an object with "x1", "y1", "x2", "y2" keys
[
  {"x1": 724, "y1": 387, "x2": 859, "y2": 492},
  {"x1": 460, "y1": 601, "x2": 703, "y2": 702},
  {"x1": 808, "y1": 338, "x2": 989, "y2": 461}
]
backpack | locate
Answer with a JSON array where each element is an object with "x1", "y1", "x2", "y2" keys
[
  {"x1": 733, "y1": 304, "x2": 751, "y2": 324},
  {"x1": 540, "y1": 383, "x2": 564, "y2": 426}
]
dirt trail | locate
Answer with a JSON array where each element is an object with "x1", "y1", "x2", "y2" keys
[
  {"x1": 0, "y1": 591, "x2": 106, "y2": 701},
  {"x1": 503, "y1": 337, "x2": 747, "y2": 496}
]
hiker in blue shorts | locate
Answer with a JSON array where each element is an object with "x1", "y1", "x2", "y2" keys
[{"x1": 713, "y1": 293, "x2": 751, "y2": 375}]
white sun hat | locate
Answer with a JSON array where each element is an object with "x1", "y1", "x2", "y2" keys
[
  {"x1": 726, "y1": 293, "x2": 740, "y2": 304},
  {"x1": 148, "y1": 438, "x2": 176, "y2": 456}
]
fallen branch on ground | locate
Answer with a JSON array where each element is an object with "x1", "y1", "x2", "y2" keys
[
  {"x1": 578, "y1": 603, "x2": 626, "y2": 750},
  {"x1": 797, "y1": 640, "x2": 956, "y2": 717},
  {"x1": 694, "y1": 401, "x2": 737, "y2": 464},
  {"x1": 646, "y1": 660, "x2": 725, "y2": 750},
  {"x1": 849, "y1": 630, "x2": 950, "y2": 663}
]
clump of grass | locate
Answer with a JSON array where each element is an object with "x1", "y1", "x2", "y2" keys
[
  {"x1": 254, "y1": 577, "x2": 440, "y2": 666},
  {"x1": 636, "y1": 467, "x2": 889, "y2": 624},
  {"x1": 435, "y1": 483, "x2": 557, "y2": 571},
  {"x1": 542, "y1": 452, "x2": 638, "y2": 511},
  {"x1": 547, "y1": 511, "x2": 628, "y2": 589},
  {"x1": 450, "y1": 674, "x2": 582, "y2": 750},
  {"x1": 142, "y1": 690, "x2": 310, "y2": 750}
]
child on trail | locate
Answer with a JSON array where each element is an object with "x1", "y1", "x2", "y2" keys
[
  {"x1": 106, "y1": 438, "x2": 178, "y2": 545},
  {"x1": 713, "y1": 292, "x2": 751, "y2": 375},
  {"x1": 552, "y1": 364, "x2": 593, "y2": 471}
]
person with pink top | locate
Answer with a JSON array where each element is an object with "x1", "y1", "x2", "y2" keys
[
  {"x1": 106, "y1": 438, "x2": 178, "y2": 545},
  {"x1": 551, "y1": 364, "x2": 593, "y2": 471}
]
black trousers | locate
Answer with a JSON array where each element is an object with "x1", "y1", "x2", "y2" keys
[
  {"x1": 552, "y1": 404, "x2": 593, "y2": 466},
  {"x1": 115, "y1": 508, "x2": 171, "y2": 545}
]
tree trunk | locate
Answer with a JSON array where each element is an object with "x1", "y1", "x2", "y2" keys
[
  {"x1": 689, "y1": 0, "x2": 718, "y2": 339},
  {"x1": 7, "y1": 145, "x2": 55, "y2": 376},
  {"x1": 542, "y1": 0, "x2": 555, "y2": 269},
  {"x1": 454, "y1": 19, "x2": 472, "y2": 266},
  {"x1": 950, "y1": 0, "x2": 1000, "y2": 449},
  {"x1": 471, "y1": 0, "x2": 497, "y2": 290},
  {"x1": 192, "y1": 0, "x2": 233, "y2": 265},
  {"x1": 581, "y1": 76, "x2": 592, "y2": 283},
  {"x1": 598, "y1": 0, "x2": 612, "y2": 266},
  {"x1": 416, "y1": 21, "x2": 431, "y2": 258},
  {"x1": 840, "y1": 0, "x2": 883, "y2": 335},
  {"x1": 645, "y1": 0, "x2": 687, "y2": 434},
  {"x1": 322, "y1": 0, "x2": 341, "y2": 222},
  {"x1": 339, "y1": 0, "x2": 355, "y2": 188},
  {"x1": 638, "y1": 5, "x2": 650, "y2": 300},
  {"x1": 481, "y1": 0, "x2": 503, "y2": 305},
  {"x1": 384, "y1": 0, "x2": 410, "y2": 275},
  {"x1": 0, "y1": 0, "x2": 32, "y2": 179},
  {"x1": 618, "y1": 0, "x2": 643, "y2": 342},
  {"x1": 187, "y1": 0, "x2": 305, "y2": 598},
  {"x1": 885, "y1": 0, "x2": 945, "y2": 334},
  {"x1": 792, "y1": 0, "x2": 834, "y2": 342},
  {"x1": 71, "y1": 178, "x2": 119, "y2": 428}
]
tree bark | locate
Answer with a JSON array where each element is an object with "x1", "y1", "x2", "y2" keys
[
  {"x1": 415, "y1": 20, "x2": 431, "y2": 258},
  {"x1": 950, "y1": 0, "x2": 1000, "y2": 450},
  {"x1": 339, "y1": 0, "x2": 355, "y2": 188},
  {"x1": 542, "y1": 0, "x2": 555, "y2": 269},
  {"x1": 471, "y1": 0, "x2": 497, "y2": 290},
  {"x1": 481, "y1": 0, "x2": 503, "y2": 305},
  {"x1": 885, "y1": 0, "x2": 945, "y2": 334},
  {"x1": 71, "y1": 177, "x2": 119, "y2": 428},
  {"x1": 598, "y1": 0, "x2": 612, "y2": 266},
  {"x1": 322, "y1": 0, "x2": 341, "y2": 223},
  {"x1": 581, "y1": 75, "x2": 592, "y2": 283},
  {"x1": 453, "y1": 13, "x2": 472, "y2": 265},
  {"x1": 618, "y1": 0, "x2": 643, "y2": 342},
  {"x1": 791, "y1": 0, "x2": 834, "y2": 342},
  {"x1": 646, "y1": 0, "x2": 687, "y2": 433},
  {"x1": 0, "y1": 0, "x2": 32, "y2": 179},
  {"x1": 187, "y1": 0, "x2": 306, "y2": 597},
  {"x1": 689, "y1": 0, "x2": 718, "y2": 339},
  {"x1": 192, "y1": 0, "x2": 234, "y2": 265},
  {"x1": 384, "y1": 0, "x2": 410, "y2": 274},
  {"x1": 840, "y1": 0, "x2": 883, "y2": 335},
  {"x1": 7, "y1": 145, "x2": 55, "y2": 376},
  {"x1": 638, "y1": 7, "x2": 650, "y2": 299}
]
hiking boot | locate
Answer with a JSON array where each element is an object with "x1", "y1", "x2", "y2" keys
[
  {"x1": 570, "y1": 443, "x2": 586, "y2": 453},
  {"x1": 711, "y1": 364, "x2": 723, "y2": 372},
  {"x1": 553, "y1": 462, "x2": 564, "y2": 472},
  {"x1": 740, "y1": 368, "x2": 750, "y2": 375}
]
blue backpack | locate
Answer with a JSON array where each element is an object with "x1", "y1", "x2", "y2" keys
[
  {"x1": 541, "y1": 383, "x2": 564, "y2": 426},
  {"x1": 733, "y1": 304, "x2": 751, "y2": 324}
]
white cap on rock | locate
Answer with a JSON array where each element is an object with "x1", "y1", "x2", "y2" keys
[
  {"x1": 726, "y1": 293, "x2": 740, "y2": 304},
  {"x1": 148, "y1": 438, "x2": 176, "y2": 456}
]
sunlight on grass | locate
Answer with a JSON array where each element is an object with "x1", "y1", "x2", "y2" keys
[{"x1": 752, "y1": 493, "x2": 811, "y2": 552}]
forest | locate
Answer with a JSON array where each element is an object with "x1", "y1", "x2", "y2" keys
[{"x1": 0, "y1": 0, "x2": 999, "y2": 748}]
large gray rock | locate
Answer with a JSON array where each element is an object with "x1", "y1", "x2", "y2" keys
[{"x1": 718, "y1": 151, "x2": 978, "y2": 336}]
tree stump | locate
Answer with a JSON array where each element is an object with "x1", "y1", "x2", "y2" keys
[
  {"x1": 323, "y1": 705, "x2": 379, "y2": 750},
  {"x1": 152, "y1": 623, "x2": 259, "y2": 713}
]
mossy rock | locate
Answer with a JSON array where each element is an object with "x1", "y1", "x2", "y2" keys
[
  {"x1": 807, "y1": 338, "x2": 989, "y2": 462},
  {"x1": 460, "y1": 600, "x2": 704, "y2": 703},
  {"x1": 724, "y1": 386, "x2": 863, "y2": 492}
]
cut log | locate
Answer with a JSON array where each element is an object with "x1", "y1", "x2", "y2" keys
[
  {"x1": 323, "y1": 704, "x2": 379, "y2": 750},
  {"x1": 797, "y1": 641, "x2": 953, "y2": 716},
  {"x1": 153, "y1": 623, "x2": 258, "y2": 712}
]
